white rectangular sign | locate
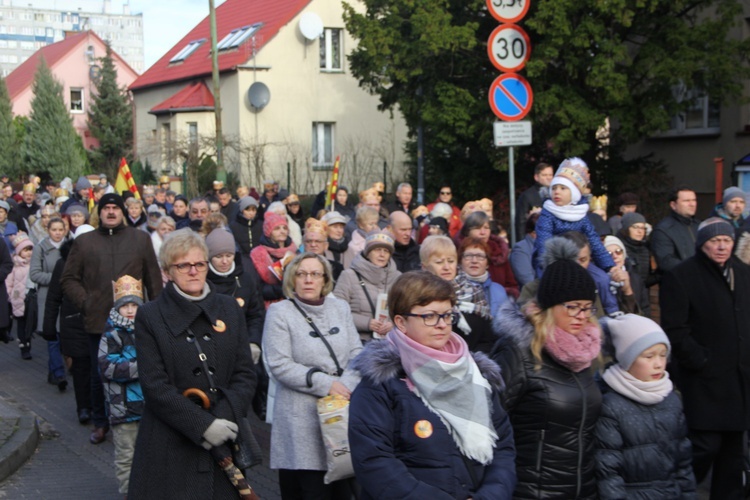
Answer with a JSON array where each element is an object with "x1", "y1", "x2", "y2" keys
[{"x1": 493, "y1": 120, "x2": 532, "y2": 147}]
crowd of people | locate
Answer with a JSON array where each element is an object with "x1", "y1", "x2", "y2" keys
[{"x1": 2, "y1": 160, "x2": 749, "y2": 499}]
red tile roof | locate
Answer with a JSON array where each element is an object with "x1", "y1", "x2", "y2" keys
[
  {"x1": 6, "y1": 31, "x2": 135, "y2": 99},
  {"x1": 149, "y1": 80, "x2": 215, "y2": 114},
  {"x1": 130, "y1": 0, "x2": 312, "y2": 91}
]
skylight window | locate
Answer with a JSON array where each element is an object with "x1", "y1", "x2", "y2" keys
[
  {"x1": 170, "y1": 39, "x2": 205, "y2": 63},
  {"x1": 216, "y1": 23, "x2": 262, "y2": 51}
]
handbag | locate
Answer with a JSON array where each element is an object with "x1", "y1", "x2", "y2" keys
[
  {"x1": 289, "y1": 299, "x2": 355, "y2": 484},
  {"x1": 188, "y1": 327, "x2": 263, "y2": 469}
]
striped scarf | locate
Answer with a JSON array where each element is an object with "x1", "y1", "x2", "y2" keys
[{"x1": 387, "y1": 327, "x2": 498, "y2": 464}]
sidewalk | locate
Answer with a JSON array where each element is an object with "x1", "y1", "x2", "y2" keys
[{"x1": 0, "y1": 395, "x2": 38, "y2": 483}]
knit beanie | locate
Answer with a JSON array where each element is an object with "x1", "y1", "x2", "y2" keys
[
  {"x1": 429, "y1": 216, "x2": 449, "y2": 234},
  {"x1": 238, "y1": 196, "x2": 258, "y2": 212},
  {"x1": 723, "y1": 186, "x2": 746, "y2": 207},
  {"x1": 551, "y1": 157, "x2": 590, "y2": 205},
  {"x1": 112, "y1": 275, "x2": 144, "y2": 310},
  {"x1": 13, "y1": 232, "x2": 33, "y2": 254},
  {"x1": 0, "y1": 200, "x2": 9, "y2": 213},
  {"x1": 603, "y1": 235, "x2": 627, "y2": 259},
  {"x1": 537, "y1": 258, "x2": 596, "y2": 310},
  {"x1": 364, "y1": 229, "x2": 395, "y2": 257},
  {"x1": 76, "y1": 176, "x2": 92, "y2": 191},
  {"x1": 696, "y1": 217, "x2": 735, "y2": 249},
  {"x1": 205, "y1": 228, "x2": 236, "y2": 259},
  {"x1": 97, "y1": 193, "x2": 126, "y2": 217},
  {"x1": 603, "y1": 313, "x2": 670, "y2": 370},
  {"x1": 65, "y1": 203, "x2": 89, "y2": 220},
  {"x1": 621, "y1": 212, "x2": 646, "y2": 231},
  {"x1": 263, "y1": 212, "x2": 287, "y2": 237}
]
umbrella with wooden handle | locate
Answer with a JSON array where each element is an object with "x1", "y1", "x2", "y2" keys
[{"x1": 183, "y1": 388, "x2": 260, "y2": 500}]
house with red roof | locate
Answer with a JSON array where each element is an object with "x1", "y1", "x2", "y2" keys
[
  {"x1": 6, "y1": 31, "x2": 138, "y2": 150},
  {"x1": 130, "y1": 0, "x2": 408, "y2": 195}
]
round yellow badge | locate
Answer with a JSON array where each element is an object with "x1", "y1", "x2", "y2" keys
[
  {"x1": 236, "y1": 297, "x2": 245, "y2": 307},
  {"x1": 414, "y1": 420, "x2": 433, "y2": 439},
  {"x1": 213, "y1": 320, "x2": 226, "y2": 333}
]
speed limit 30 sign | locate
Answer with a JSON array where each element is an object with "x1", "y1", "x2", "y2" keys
[
  {"x1": 486, "y1": 0, "x2": 530, "y2": 24},
  {"x1": 487, "y1": 24, "x2": 530, "y2": 73}
]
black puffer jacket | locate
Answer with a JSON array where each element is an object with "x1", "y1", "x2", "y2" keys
[
  {"x1": 44, "y1": 240, "x2": 87, "y2": 358},
  {"x1": 595, "y1": 384, "x2": 697, "y2": 499},
  {"x1": 617, "y1": 229, "x2": 658, "y2": 288},
  {"x1": 490, "y1": 302, "x2": 602, "y2": 499}
]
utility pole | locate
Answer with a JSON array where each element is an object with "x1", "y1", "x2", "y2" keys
[{"x1": 209, "y1": 0, "x2": 225, "y2": 181}]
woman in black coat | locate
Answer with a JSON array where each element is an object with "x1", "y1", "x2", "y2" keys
[
  {"x1": 129, "y1": 229, "x2": 256, "y2": 499},
  {"x1": 491, "y1": 259, "x2": 603, "y2": 499},
  {"x1": 43, "y1": 237, "x2": 91, "y2": 423},
  {"x1": 229, "y1": 197, "x2": 263, "y2": 255}
]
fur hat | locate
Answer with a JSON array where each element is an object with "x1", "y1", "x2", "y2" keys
[
  {"x1": 723, "y1": 186, "x2": 746, "y2": 207},
  {"x1": 537, "y1": 258, "x2": 596, "y2": 310},
  {"x1": 97, "y1": 193, "x2": 125, "y2": 217},
  {"x1": 206, "y1": 229, "x2": 236, "y2": 259},
  {"x1": 552, "y1": 157, "x2": 590, "y2": 204},
  {"x1": 601, "y1": 314, "x2": 670, "y2": 370},
  {"x1": 621, "y1": 212, "x2": 646, "y2": 231},
  {"x1": 364, "y1": 229, "x2": 395, "y2": 257},
  {"x1": 263, "y1": 212, "x2": 288, "y2": 237},
  {"x1": 696, "y1": 217, "x2": 735, "y2": 249},
  {"x1": 112, "y1": 275, "x2": 144, "y2": 310},
  {"x1": 13, "y1": 232, "x2": 33, "y2": 253}
]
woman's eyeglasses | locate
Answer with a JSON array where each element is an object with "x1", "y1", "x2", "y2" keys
[
  {"x1": 462, "y1": 253, "x2": 488, "y2": 261},
  {"x1": 402, "y1": 311, "x2": 458, "y2": 326},
  {"x1": 295, "y1": 271, "x2": 325, "y2": 280},
  {"x1": 171, "y1": 261, "x2": 208, "y2": 274},
  {"x1": 608, "y1": 249, "x2": 624, "y2": 256},
  {"x1": 562, "y1": 303, "x2": 597, "y2": 318}
]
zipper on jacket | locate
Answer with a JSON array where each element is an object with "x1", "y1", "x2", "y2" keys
[
  {"x1": 572, "y1": 372, "x2": 586, "y2": 498},
  {"x1": 535, "y1": 429, "x2": 545, "y2": 472}
]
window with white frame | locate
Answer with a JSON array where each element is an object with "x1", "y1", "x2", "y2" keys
[
  {"x1": 70, "y1": 88, "x2": 83, "y2": 112},
  {"x1": 188, "y1": 122, "x2": 198, "y2": 153},
  {"x1": 319, "y1": 28, "x2": 342, "y2": 71},
  {"x1": 170, "y1": 39, "x2": 205, "y2": 63},
  {"x1": 312, "y1": 122, "x2": 334, "y2": 168},
  {"x1": 665, "y1": 87, "x2": 720, "y2": 135},
  {"x1": 216, "y1": 23, "x2": 262, "y2": 52}
]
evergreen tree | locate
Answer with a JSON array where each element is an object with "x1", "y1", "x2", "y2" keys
[
  {"x1": 22, "y1": 57, "x2": 86, "y2": 180},
  {"x1": 87, "y1": 42, "x2": 133, "y2": 179},
  {"x1": 0, "y1": 77, "x2": 16, "y2": 177}
]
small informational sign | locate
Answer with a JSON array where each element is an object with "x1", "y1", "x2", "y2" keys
[
  {"x1": 487, "y1": 24, "x2": 531, "y2": 73},
  {"x1": 493, "y1": 120, "x2": 532, "y2": 146}
]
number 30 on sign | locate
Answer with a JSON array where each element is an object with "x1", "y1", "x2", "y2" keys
[
  {"x1": 487, "y1": 24, "x2": 530, "y2": 73},
  {"x1": 487, "y1": 0, "x2": 531, "y2": 24}
]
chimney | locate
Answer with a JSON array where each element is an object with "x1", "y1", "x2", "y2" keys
[
  {"x1": 103, "y1": 0, "x2": 111, "y2": 14},
  {"x1": 123, "y1": 1, "x2": 130, "y2": 15}
]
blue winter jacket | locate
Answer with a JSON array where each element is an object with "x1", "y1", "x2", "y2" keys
[{"x1": 349, "y1": 339, "x2": 517, "y2": 500}]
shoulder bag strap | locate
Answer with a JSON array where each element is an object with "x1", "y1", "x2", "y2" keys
[
  {"x1": 353, "y1": 270, "x2": 377, "y2": 318},
  {"x1": 187, "y1": 327, "x2": 219, "y2": 400},
  {"x1": 289, "y1": 299, "x2": 343, "y2": 376}
]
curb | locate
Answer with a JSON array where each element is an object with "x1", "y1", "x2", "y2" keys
[{"x1": 0, "y1": 416, "x2": 39, "y2": 482}]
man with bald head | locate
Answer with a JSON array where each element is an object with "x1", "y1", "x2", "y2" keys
[{"x1": 388, "y1": 211, "x2": 421, "y2": 272}]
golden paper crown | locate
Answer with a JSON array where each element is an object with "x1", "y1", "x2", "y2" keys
[
  {"x1": 460, "y1": 201, "x2": 482, "y2": 221},
  {"x1": 411, "y1": 205, "x2": 429, "y2": 219},
  {"x1": 285, "y1": 194, "x2": 300, "y2": 204},
  {"x1": 54, "y1": 188, "x2": 69, "y2": 198},
  {"x1": 304, "y1": 217, "x2": 328, "y2": 236},
  {"x1": 112, "y1": 275, "x2": 144, "y2": 306},
  {"x1": 212, "y1": 180, "x2": 224, "y2": 189},
  {"x1": 478, "y1": 198, "x2": 493, "y2": 215},
  {"x1": 589, "y1": 195, "x2": 608, "y2": 212},
  {"x1": 359, "y1": 188, "x2": 379, "y2": 203},
  {"x1": 159, "y1": 175, "x2": 170, "y2": 184},
  {"x1": 22, "y1": 183, "x2": 35, "y2": 194},
  {"x1": 372, "y1": 182, "x2": 385, "y2": 193}
]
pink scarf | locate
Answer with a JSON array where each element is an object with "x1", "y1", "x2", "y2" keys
[{"x1": 543, "y1": 322, "x2": 601, "y2": 372}]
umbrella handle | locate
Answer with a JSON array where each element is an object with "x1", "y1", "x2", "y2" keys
[{"x1": 183, "y1": 387, "x2": 211, "y2": 409}]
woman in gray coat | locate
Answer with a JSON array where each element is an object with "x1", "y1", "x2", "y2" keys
[
  {"x1": 29, "y1": 216, "x2": 67, "y2": 390},
  {"x1": 263, "y1": 252, "x2": 362, "y2": 499},
  {"x1": 333, "y1": 229, "x2": 401, "y2": 341}
]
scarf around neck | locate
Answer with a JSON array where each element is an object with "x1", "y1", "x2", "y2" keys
[
  {"x1": 387, "y1": 327, "x2": 498, "y2": 464},
  {"x1": 544, "y1": 322, "x2": 601, "y2": 372},
  {"x1": 543, "y1": 199, "x2": 589, "y2": 222},
  {"x1": 454, "y1": 271, "x2": 492, "y2": 320},
  {"x1": 602, "y1": 364, "x2": 673, "y2": 405}
]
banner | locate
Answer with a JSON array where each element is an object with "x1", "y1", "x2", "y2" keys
[
  {"x1": 114, "y1": 158, "x2": 141, "y2": 199},
  {"x1": 327, "y1": 156, "x2": 340, "y2": 211}
]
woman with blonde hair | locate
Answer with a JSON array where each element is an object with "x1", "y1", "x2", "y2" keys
[{"x1": 491, "y1": 258, "x2": 603, "y2": 499}]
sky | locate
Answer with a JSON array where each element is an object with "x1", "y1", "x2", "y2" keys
[{"x1": 25, "y1": 0, "x2": 226, "y2": 69}]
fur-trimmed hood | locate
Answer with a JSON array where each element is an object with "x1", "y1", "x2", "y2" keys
[
  {"x1": 352, "y1": 336, "x2": 505, "y2": 392},
  {"x1": 492, "y1": 300, "x2": 535, "y2": 351}
]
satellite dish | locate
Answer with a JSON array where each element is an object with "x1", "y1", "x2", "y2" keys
[
  {"x1": 248, "y1": 82, "x2": 270, "y2": 110},
  {"x1": 299, "y1": 12, "x2": 323, "y2": 41}
]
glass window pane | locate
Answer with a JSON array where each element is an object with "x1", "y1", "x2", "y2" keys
[
  {"x1": 324, "y1": 124, "x2": 333, "y2": 163},
  {"x1": 331, "y1": 29, "x2": 341, "y2": 69},
  {"x1": 312, "y1": 123, "x2": 319, "y2": 164},
  {"x1": 319, "y1": 32, "x2": 326, "y2": 68}
]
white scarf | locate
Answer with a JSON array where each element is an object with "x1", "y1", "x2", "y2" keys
[
  {"x1": 602, "y1": 364, "x2": 673, "y2": 405},
  {"x1": 542, "y1": 199, "x2": 589, "y2": 222},
  {"x1": 208, "y1": 261, "x2": 236, "y2": 277}
]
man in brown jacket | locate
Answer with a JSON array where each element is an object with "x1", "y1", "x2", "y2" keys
[{"x1": 61, "y1": 193, "x2": 162, "y2": 445}]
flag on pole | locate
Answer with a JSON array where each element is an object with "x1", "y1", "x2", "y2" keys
[
  {"x1": 114, "y1": 158, "x2": 141, "y2": 199},
  {"x1": 327, "y1": 156, "x2": 340, "y2": 211},
  {"x1": 88, "y1": 187, "x2": 95, "y2": 213}
]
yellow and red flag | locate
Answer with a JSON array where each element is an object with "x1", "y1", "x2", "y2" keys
[
  {"x1": 114, "y1": 158, "x2": 141, "y2": 200},
  {"x1": 326, "y1": 156, "x2": 340, "y2": 210}
]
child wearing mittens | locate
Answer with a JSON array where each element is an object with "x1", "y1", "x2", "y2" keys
[
  {"x1": 595, "y1": 314, "x2": 697, "y2": 499},
  {"x1": 533, "y1": 157, "x2": 615, "y2": 277}
]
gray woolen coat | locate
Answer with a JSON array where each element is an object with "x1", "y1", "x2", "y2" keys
[
  {"x1": 28, "y1": 237, "x2": 61, "y2": 328},
  {"x1": 333, "y1": 252, "x2": 401, "y2": 339},
  {"x1": 262, "y1": 296, "x2": 362, "y2": 470}
]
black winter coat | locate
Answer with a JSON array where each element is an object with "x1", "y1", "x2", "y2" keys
[
  {"x1": 659, "y1": 252, "x2": 750, "y2": 431},
  {"x1": 43, "y1": 241, "x2": 87, "y2": 358},
  {"x1": 230, "y1": 214, "x2": 263, "y2": 256},
  {"x1": 0, "y1": 238, "x2": 12, "y2": 329},
  {"x1": 206, "y1": 261, "x2": 265, "y2": 346},
  {"x1": 129, "y1": 282, "x2": 256, "y2": 499},
  {"x1": 595, "y1": 384, "x2": 696, "y2": 499},
  {"x1": 650, "y1": 211, "x2": 699, "y2": 273},
  {"x1": 618, "y1": 229, "x2": 658, "y2": 288},
  {"x1": 392, "y1": 239, "x2": 422, "y2": 273},
  {"x1": 491, "y1": 302, "x2": 602, "y2": 499},
  {"x1": 349, "y1": 338, "x2": 517, "y2": 499}
]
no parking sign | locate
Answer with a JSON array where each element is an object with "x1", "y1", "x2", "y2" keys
[{"x1": 489, "y1": 73, "x2": 533, "y2": 122}]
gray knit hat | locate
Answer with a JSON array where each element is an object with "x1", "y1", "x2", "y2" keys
[
  {"x1": 602, "y1": 313, "x2": 670, "y2": 370},
  {"x1": 621, "y1": 212, "x2": 646, "y2": 231},
  {"x1": 238, "y1": 196, "x2": 258, "y2": 212},
  {"x1": 696, "y1": 217, "x2": 735, "y2": 249},
  {"x1": 206, "y1": 229, "x2": 236, "y2": 259},
  {"x1": 723, "y1": 186, "x2": 746, "y2": 208},
  {"x1": 76, "y1": 176, "x2": 92, "y2": 190}
]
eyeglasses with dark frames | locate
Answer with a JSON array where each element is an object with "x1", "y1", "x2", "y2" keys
[
  {"x1": 402, "y1": 311, "x2": 458, "y2": 326},
  {"x1": 171, "y1": 261, "x2": 209, "y2": 274},
  {"x1": 562, "y1": 303, "x2": 597, "y2": 318}
]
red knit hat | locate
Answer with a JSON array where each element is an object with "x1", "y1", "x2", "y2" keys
[{"x1": 263, "y1": 212, "x2": 288, "y2": 237}]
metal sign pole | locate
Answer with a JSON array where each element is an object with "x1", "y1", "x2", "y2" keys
[{"x1": 509, "y1": 146, "x2": 517, "y2": 246}]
